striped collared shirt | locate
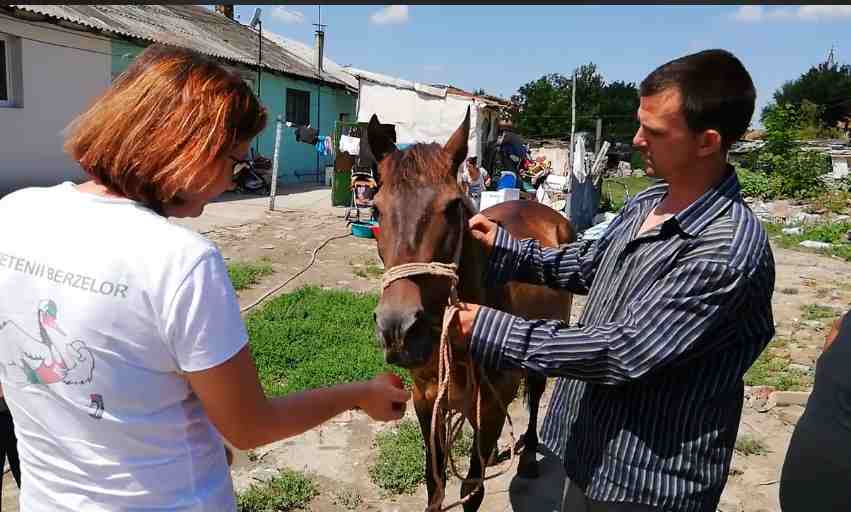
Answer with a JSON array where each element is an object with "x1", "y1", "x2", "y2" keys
[{"x1": 469, "y1": 169, "x2": 775, "y2": 512}]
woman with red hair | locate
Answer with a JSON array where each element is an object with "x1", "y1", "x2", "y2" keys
[{"x1": 0, "y1": 44, "x2": 408, "y2": 511}]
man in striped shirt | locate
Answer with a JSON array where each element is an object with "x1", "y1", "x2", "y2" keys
[{"x1": 456, "y1": 49, "x2": 775, "y2": 512}]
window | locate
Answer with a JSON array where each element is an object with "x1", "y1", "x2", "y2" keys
[
  {"x1": 0, "y1": 33, "x2": 21, "y2": 108},
  {"x1": 286, "y1": 89, "x2": 310, "y2": 126}
]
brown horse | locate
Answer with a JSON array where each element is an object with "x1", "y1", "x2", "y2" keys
[{"x1": 368, "y1": 109, "x2": 575, "y2": 512}]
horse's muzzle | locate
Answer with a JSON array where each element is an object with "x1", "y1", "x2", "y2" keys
[{"x1": 375, "y1": 307, "x2": 434, "y2": 368}]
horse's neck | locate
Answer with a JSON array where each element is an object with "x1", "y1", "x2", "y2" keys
[{"x1": 457, "y1": 231, "x2": 487, "y2": 305}]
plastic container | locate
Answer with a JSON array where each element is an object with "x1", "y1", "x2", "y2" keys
[
  {"x1": 480, "y1": 188, "x2": 520, "y2": 211},
  {"x1": 351, "y1": 220, "x2": 377, "y2": 239},
  {"x1": 497, "y1": 171, "x2": 518, "y2": 190}
]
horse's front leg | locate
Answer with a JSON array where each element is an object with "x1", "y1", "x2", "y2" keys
[
  {"x1": 460, "y1": 402, "x2": 509, "y2": 512},
  {"x1": 413, "y1": 383, "x2": 447, "y2": 512},
  {"x1": 516, "y1": 371, "x2": 546, "y2": 478}
]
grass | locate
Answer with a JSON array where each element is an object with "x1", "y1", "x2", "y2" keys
[
  {"x1": 368, "y1": 419, "x2": 475, "y2": 496},
  {"x1": 735, "y1": 435, "x2": 768, "y2": 456},
  {"x1": 763, "y1": 220, "x2": 851, "y2": 262},
  {"x1": 331, "y1": 489, "x2": 363, "y2": 510},
  {"x1": 228, "y1": 260, "x2": 275, "y2": 291},
  {"x1": 744, "y1": 338, "x2": 813, "y2": 391},
  {"x1": 802, "y1": 304, "x2": 837, "y2": 322},
  {"x1": 350, "y1": 258, "x2": 384, "y2": 279},
  {"x1": 369, "y1": 419, "x2": 426, "y2": 495},
  {"x1": 246, "y1": 286, "x2": 409, "y2": 396},
  {"x1": 236, "y1": 468, "x2": 318, "y2": 511},
  {"x1": 601, "y1": 176, "x2": 657, "y2": 212}
]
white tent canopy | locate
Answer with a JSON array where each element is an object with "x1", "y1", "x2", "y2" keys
[{"x1": 344, "y1": 67, "x2": 500, "y2": 158}]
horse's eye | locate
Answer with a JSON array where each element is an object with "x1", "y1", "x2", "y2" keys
[{"x1": 443, "y1": 199, "x2": 462, "y2": 220}]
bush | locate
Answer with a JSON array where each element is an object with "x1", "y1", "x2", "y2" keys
[
  {"x1": 811, "y1": 189, "x2": 851, "y2": 214},
  {"x1": 736, "y1": 168, "x2": 773, "y2": 199},
  {"x1": 237, "y1": 469, "x2": 318, "y2": 511},
  {"x1": 369, "y1": 419, "x2": 426, "y2": 495},
  {"x1": 770, "y1": 150, "x2": 831, "y2": 199}
]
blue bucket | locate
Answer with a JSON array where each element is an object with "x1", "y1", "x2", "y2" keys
[
  {"x1": 497, "y1": 171, "x2": 518, "y2": 190},
  {"x1": 351, "y1": 220, "x2": 377, "y2": 239}
]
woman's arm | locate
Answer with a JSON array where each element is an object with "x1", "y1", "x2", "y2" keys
[
  {"x1": 824, "y1": 312, "x2": 846, "y2": 352},
  {"x1": 187, "y1": 346, "x2": 409, "y2": 450}
]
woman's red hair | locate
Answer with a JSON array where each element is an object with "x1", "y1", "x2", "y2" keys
[{"x1": 64, "y1": 44, "x2": 267, "y2": 211}]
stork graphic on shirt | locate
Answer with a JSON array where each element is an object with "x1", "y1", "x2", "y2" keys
[{"x1": 0, "y1": 299, "x2": 95, "y2": 386}]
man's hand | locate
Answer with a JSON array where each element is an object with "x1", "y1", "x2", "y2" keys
[
  {"x1": 356, "y1": 373, "x2": 410, "y2": 422},
  {"x1": 453, "y1": 302, "x2": 482, "y2": 352},
  {"x1": 469, "y1": 214, "x2": 498, "y2": 255}
]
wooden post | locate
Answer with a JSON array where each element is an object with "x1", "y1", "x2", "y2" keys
[
  {"x1": 595, "y1": 118, "x2": 602, "y2": 155},
  {"x1": 269, "y1": 115, "x2": 283, "y2": 211}
]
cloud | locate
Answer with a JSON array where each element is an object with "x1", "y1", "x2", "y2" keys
[
  {"x1": 731, "y1": 5, "x2": 764, "y2": 22},
  {"x1": 731, "y1": 4, "x2": 851, "y2": 22},
  {"x1": 796, "y1": 5, "x2": 851, "y2": 21},
  {"x1": 271, "y1": 7, "x2": 305, "y2": 24},
  {"x1": 370, "y1": 5, "x2": 409, "y2": 25}
]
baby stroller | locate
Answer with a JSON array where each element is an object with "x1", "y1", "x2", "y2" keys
[
  {"x1": 345, "y1": 166, "x2": 378, "y2": 223},
  {"x1": 233, "y1": 148, "x2": 271, "y2": 195}
]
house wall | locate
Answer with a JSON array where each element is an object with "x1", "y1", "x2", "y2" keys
[
  {"x1": 0, "y1": 15, "x2": 111, "y2": 194},
  {"x1": 109, "y1": 42, "x2": 356, "y2": 186},
  {"x1": 253, "y1": 72, "x2": 356, "y2": 185}
]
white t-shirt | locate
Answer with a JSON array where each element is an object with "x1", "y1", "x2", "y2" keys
[
  {"x1": 0, "y1": 182, "x2": 247, "y2": 511},
  {"x1": 458, "y1": 162, "x2": 487, "y2": 212}
]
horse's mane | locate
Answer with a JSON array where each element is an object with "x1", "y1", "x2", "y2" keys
[
  {"x1": 379, "y1": 143, "x2": 476, "y2": 215},
  {"x1": 380, "y1": 143, "x2": 454, "y2": 189}
]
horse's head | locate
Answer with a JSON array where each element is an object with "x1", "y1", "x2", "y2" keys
[{"x1": 369, "y1": 108, "x2": 472, "y2": 369}]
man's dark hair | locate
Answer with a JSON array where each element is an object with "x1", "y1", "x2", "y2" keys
[{"x1": 640, "y1": 49, "x2": 755, "y2": 150}]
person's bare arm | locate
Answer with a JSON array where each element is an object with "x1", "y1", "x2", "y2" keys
[
  {"x1": 824, "y1": 313, "x2": 846, "y2": 352},
  {"x1": 187, "y1": 346, "x2": 409, "y2": 450}
]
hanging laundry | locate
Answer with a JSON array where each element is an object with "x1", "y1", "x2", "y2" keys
[
  {"x1": 339, "y1": 134, "x2": 360, "y2": 156},
  {"x1": 295, "y1": 126, "x2": 317, "y2": 145},
  {"x1": 324, "y1": 136, "x2": 333, "y2": 157},
  {"x1": 314, "y1": 136, "x2": 332, "y2": 157}
]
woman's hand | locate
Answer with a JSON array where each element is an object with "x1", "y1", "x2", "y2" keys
[{"x1": 356, "y1": 373, "x2": 410, "y2": 421}]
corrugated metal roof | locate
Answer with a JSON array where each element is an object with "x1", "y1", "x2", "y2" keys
[
  {"x1": 263, "y1": 31, "x2": 358, "y2": 91},
  {"x1": 6, "y1": 4, "x2": 352, "y2": 90},
  {"x1": 343, "y1": 66, "x2": 447, "y2": 98}
]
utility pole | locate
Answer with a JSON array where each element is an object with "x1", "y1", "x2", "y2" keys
[{"x1": 569, "y1": 68, "x2": 577, "y2": 162}]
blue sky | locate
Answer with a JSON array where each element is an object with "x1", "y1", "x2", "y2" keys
[{"x1": 234, "y1": 4, "x2": 851, "y2": 128}]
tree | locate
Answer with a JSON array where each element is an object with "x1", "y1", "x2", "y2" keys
[
  {"x1": 510, "y1": 73, "x2": 572, "y2": 138},
  {"x1": 762, "y1": 60, "x2": 851, "y2": 129},
  {"x1": 510, "y1": 63, "x2": 639, "y2": 143}
]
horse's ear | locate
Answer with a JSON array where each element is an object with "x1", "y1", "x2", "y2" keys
[
  {"x1": 444, "y1": 106, "x2": 470, "y2": 176},
  {"x1": 365, "y1": 114, "x2": 397, "y2": 166}
]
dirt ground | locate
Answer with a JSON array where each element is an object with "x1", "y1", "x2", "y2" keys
[{"x1": 4, "y1": 199, "x2": 849, "y2": 511}]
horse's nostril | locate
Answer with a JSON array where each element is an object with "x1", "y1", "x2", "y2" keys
[{"x1": 376, "y1": 308, "x2": 424, "y2": 345}]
